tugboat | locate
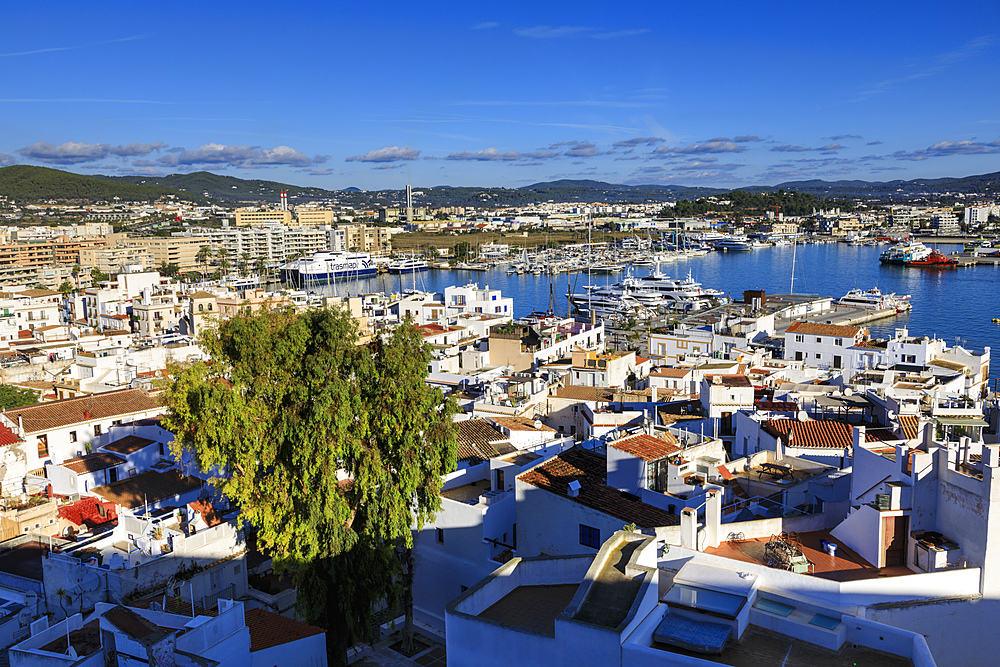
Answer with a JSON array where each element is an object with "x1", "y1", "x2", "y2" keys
[{"x1": 905, "y1": 249, "x2": 958, "y2": 268}]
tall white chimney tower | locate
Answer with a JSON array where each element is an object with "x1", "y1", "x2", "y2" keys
[{"x1": 405, "y1": 184, "x2": 413, "y2": 224}]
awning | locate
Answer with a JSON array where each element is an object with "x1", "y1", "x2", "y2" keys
[{"x1": 935, "y1": 417, "x2": 989, "y2": 427}]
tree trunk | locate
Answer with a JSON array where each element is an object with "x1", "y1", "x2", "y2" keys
[{"x1": 401, "y1": 545, "x2": 415, "y2": 654}]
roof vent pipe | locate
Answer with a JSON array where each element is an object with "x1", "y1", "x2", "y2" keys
[{"x1": 568, "y1": 480, "x2": 581, "y2": 497}]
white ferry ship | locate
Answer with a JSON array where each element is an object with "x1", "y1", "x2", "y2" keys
[
  {"x1": 279, "y1": 251, "x2": 376, "y2": 285},
  {"x1": 836, "y1": 287, "x2": 912, "y2": 312}
]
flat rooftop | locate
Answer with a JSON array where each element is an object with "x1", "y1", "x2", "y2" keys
[
  {"x1": 652, "y1": 627, "x2": 912, "y2": 666},
  {"x1": 441, "y1": 479, "x2": 492, "y2": 504},
  {"x1": 573, "y1": 539, "x2": 643, "y2": 629},
  {"x1": 39, "y1": 619, "x2": 102, "y2": 657},
  {"x1": 0, "y1": 542, "x2": 50, "y2": 581},
  {"x1": 477, "y1": 584, "x2": 579, "y2": 637},
  {"x1": 704, "y1": 531, "x2": 912, "y2": 582}
]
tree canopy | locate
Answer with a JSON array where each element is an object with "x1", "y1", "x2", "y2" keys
[
  {"x1": 162, "y1": 306, "x2": 457, "y2": 663},
  {"x1": 0, "y1": 385, "x2": 40, "y2": 410}
]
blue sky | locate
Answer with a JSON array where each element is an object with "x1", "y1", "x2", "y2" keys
[{"x1": 2, "y1": 1, "x2": 999, "y2": 191}]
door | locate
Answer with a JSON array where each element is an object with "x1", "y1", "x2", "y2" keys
[
  {"x1": 833, "y1": 355, "x2": 842, "y2": 369},
  {"x1": 795, "y1": 351, "x2": 803, "y2": 361},
  {"x1": 108, "y1": 467, "x2": 118, "y2": 484},
  {"x1": 882, "y1": 515, "x2": 908, "y2": 567},
  {"x1": 496, "y1": 469, "x2": 505, "y2": 491}
]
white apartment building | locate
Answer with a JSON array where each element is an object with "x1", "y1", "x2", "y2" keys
[
  {"x1": 443, "y1": 282, "x2": 514, "y2": 319},
  {"x1": 784, "y1": 321, "x2": 867, "y2": 369}
]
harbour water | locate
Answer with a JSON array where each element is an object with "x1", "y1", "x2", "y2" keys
[{"x1": 308, "y1": 242, "x2": 1000, "y2": 381}]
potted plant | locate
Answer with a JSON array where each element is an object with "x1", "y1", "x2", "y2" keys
[{"x1": 151, "y1": 527, "x2": 165, "y2": 553}]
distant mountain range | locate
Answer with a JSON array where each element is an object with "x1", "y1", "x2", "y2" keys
[{"x1": 0, "y1": 165, "x2": 997, "y2": 208}]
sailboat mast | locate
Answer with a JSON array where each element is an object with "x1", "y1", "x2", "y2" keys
[{"x1": 790, "y1": 238, "x2": 797, "y2": 294}]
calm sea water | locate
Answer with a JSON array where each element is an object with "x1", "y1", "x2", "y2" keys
[{"x1": 311, "y1": 243, "x2": 1000, "y2": 381}]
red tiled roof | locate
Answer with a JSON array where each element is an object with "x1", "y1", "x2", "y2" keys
[
  {"x1": 244, "y1": 607, "x2": 325, "y2": 652},
  {"x1": 555, "y1": 386, "x2": 615, "y2": 402},
  {"x1": 187, "y1": 498, "x2": 224, "y2": 528},
  {"x1": 456, "y1": 419, "x2": 513, "y2": 463},
  {"x1": 519, "y1": 448, "x2": 679, "y2": 529},
  {"x1": 11, "y1": 389, "x2": 162, "y2": 434},
  {"x1": 650, "y1": 367, "x2": 692, "y2": 378},
  {"x1": 490, "y1": 416, "x2": 555, "y2": 432},
  {"x1": 763, "y1": 419, "x2": 854, "y2": 449},
  {"x1": 898, "y1": 415, "x2": 919, "y2": 440},
  {"x1": 786, "y1": 321, "x2": 864, "y2": 337},
  {"x1": 0, "y1": 424, "x2": 22, "y2": 446},
  {"x1": 610, "y1": 433, "x2": 680, "y2": 462},
  {"x1": 60, "y1": 452, "x2": 126, "y2": 475},
  {"x1": 58, "y1": 496, "x2": 117, "y2": 528}
]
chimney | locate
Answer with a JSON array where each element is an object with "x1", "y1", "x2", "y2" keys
[
  {"x1": 680, "y1": 507, "x2": 698, "y2": 550},
  {"x1": 17, "y1": 414, "x2": 23, "y2": 436},
  {"x1": 568, "y1": 480, "x2": 581, "y2": 497}
]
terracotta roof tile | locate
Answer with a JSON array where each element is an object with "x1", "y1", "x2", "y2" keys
[
  {"x1": 11, "y1": 389, "x2": 162, "y2": 434},
  {"x1": 555, "y1": 386, "x2": 615, "y2": 402},
  {"x1": 786, "y1": 321, "x2": 864, "y2": 338},
  {"x1": 898, "y1": 415, "x2": 919, "y2": 440},
  {"x1": 90, "y1": 470, "x2": 202, "y2": 510},
  {"x1": 187, "y1": 499, "x2": 224, "y2": 528},
  {"x1": 60, "y1": 452, "x2": 126, "y2": 475},
  {"x1": 456, "y1": 419, "x2": 511, "y2": 463},
  {"x1": 244, "y1": 607, "x2": 325, "y2": 652},
  {"x1": 490, "y1": 416, "x2": 555, "y2": 432},
  {"x1": 519, "y1": 448, "x2": 679, "y2": 529},
  {"x1": 609, "y1": 433, "x2": 680, "y2": 462},
  {"x1": 0, "y1": 424, "x2": 22, "y2": 446},
  {"x1": 763, "y1": 419, "x2": 854, "y2": 449},
  {"x1": 649, "y1": 367, "x2": 693, "y2": 378}
]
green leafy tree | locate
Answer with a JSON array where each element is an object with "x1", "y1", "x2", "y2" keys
[
  {"x1": 0, "y1": 385, "x2": 40, "y2": 409},
  {"x1": 163, "y1": 307, "x2": 458, "y2": 664},
  {"x1": 90, "y1": 267, "x2": 109, "y2": 283},
  {"x1": 57, "y1": 281, "x2": 74, "y2": 296},
  {"x1": 453, "y1": 241, "x2": 472, "y2": 262}
]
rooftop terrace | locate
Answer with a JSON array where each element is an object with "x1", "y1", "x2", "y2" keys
[
  {"x1": 704, "y1": 531, "x2": 912, "y2": 583},
  {"x1": 652, "y1": 626, "x2": 912, "y2": 666},
  {"x1": 477, "y1": 584, "x2": 579, "y2": 637}
]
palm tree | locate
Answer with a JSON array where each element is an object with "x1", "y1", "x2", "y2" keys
[
  {"x1": 216, "y1": 247, "x2": 230, "y2": 278},
  {"x1": 196, "y1": 246, "x2": 212, "y2": 278},
  {"x1": 253, "y1": 257, "x2": 267, "y2": 281},
  {"x1": 239, "y1": 252, "x2": 252, "y2": 278}
]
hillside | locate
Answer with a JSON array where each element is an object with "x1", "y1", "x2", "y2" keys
[
  {"x1": 0, "y1": 165, "x2": 208, "y2": 205},
  {"x1": 98, "y1": 171, "x2": 337, "y2": 204}
]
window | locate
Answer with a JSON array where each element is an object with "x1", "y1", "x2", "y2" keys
[
  {"x1": 647, "y1": 458, "x2": 668, "y2": 493},
  {"x1": 93, "y1": 424, "x2": 102, "y2": 436},
  {"x1": 816, "y1": 337, "x2": 822, "y2": 343},
  {"x1": 436, "y1": 527, "x2": 444, "y2": 544},
  {"x1": 579, "y1": 524, "x2": 600, "y2": 549},
  {"x1": 234, "y1": 564, "x2": 241, "y2": 575},
  {"x1": 815, "y1": 353, "x2": 821, "y2": 360},
  {"x1": 835, "y1": 338, "x2": 843, "y2": 346},
  {"x1": 794, "y1": 335, "x2": 803, "y2": 343},
  {"x1": 37, "y1": 435, "x2": 48, "y2": 458},
  {"x1": 69, "y1": 431, "x2": 77, "y2": 443}
]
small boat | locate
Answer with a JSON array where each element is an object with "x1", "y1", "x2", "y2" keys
[
  {"x1": 905, "y1": 249, "x2": 958, "y2": 268},
  {"x1": 387, "y1": 258, "x2": 429, "y2": 274},
  {"x1": 837, "y1": 287, "x2": 912, "y2": 312}
]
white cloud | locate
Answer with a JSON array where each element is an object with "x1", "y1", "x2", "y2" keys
[{"x1": 345, "y1": 146, "x2": 422, "y2": 163}]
